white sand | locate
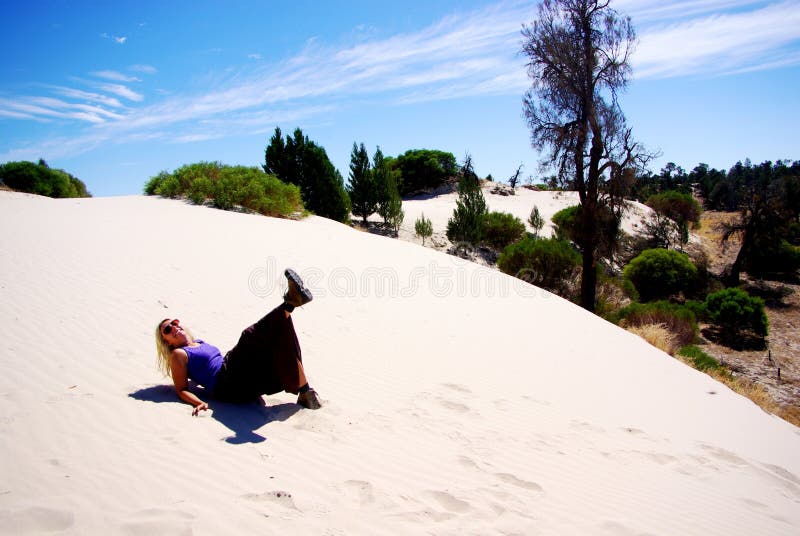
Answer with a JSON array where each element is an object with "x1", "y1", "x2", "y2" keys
[{"x1": 1, "y1": 190, "x2": 798, "y2": 535}]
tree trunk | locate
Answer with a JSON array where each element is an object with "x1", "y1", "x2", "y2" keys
[{"x1": 580, "y1": 247, "x2": 597, "y2": 312}]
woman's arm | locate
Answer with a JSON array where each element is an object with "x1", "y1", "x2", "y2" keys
[{"x1": 170, "y1": 349, "x2": 209, "y2": 416}]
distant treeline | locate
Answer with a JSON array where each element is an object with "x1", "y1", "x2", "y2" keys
[
  {"x1": 0, "y1": 159, "x2": 91, "y2": 198},
  {"x1": 144, "y1": 126, "x2": 465, "y2": 223},
  {"x1": 631, "y1": 159, "x2": 800, "y2": 212}
]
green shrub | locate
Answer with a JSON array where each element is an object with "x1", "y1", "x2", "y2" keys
[
  {"x1": 645, "y1": 190, "x2": 702, "y2": 244},
  {"x1": 145, "y1": 163, "x2": 303, "y2": 218},
  {"x1": 144, "y1": 172, "x2": 168, "y2": 195},
  {"x1": 187, "y1": 176, "x2": 214, "y2": 205},
  {"x1": 613, "y1": 301, "x2": 698, "y2": 348},
  {"x1": 551, "y1": 205, "x2": 580, "y2": 242},
  {"x1": 156, "y1": 175, "x2": 182, "y2": 198},
  {"x1": 498, "y1": 237, "x2": 580, "y2": 296},
  {"x1": 551, "y1": 203, "x2": 619, "y2": 258},
  {"x1": 0, "y1": 160, "x2": 90, "y2": 198},
  {"x1": 623, "y1": 248, "x2": 698, "y2": 302},
  {"x1": 677, "y1": 345, "x2": 722, "y2": 372},
  {"x1": 481, "y1": 211, "x2": 526, "y2": 249},
  {"x1": 704, "y1": 288, "x2": 768, "y2": 340}
]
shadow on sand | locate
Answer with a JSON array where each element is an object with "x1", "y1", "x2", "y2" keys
[{"x1": 129, "y1": 384, "x2": 301, "y2": 444}]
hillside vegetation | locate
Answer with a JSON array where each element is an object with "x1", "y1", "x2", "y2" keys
[{"x1": 0, "y1": 159, "x2": 91, "y2": 198}]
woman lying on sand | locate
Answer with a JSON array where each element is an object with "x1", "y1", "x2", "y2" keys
[{"x1": 155, "y1": 268, "x2": 321, "y2": 415}]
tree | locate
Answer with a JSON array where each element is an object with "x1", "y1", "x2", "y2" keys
[
  {"x1": 446, "y1": 155, "x2": 488, "y2": 244},
  {"x1": 521, "y1": 0, "x2": 649, "y2": 312},
  {"x1": 508, "y1": 164, "x2": 523, "y2": 189},
  {"x1": 528, "y1": 205, "x2": 545, "y2": 237},
  {"x1": 347, "y1": 142, "x2": 376, "y2": 224},
  {"x1": 394, "y1": 149, "x2": 458, "y2": 196},
  {"x1": 264, "y1": 127, "x2": 350, "y2": 222},
  {"x1": 372, "y1": 147, "x2": 404, "y2": 232},
  {"x1": 645, "y1": 190, "x2": 701, "y2": 247},
  {"x1": 415, "y1": 213, "x2": 433, "y2": 245},
  {"x1": 721, "y1": 160, "x2": 800, "y2": 283}
]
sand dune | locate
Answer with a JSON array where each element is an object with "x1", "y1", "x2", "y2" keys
[
  {"x1": 375, "y1": 185, "x2": 652, "y2": 249},
  {"x1": 1, "y1": 191, "x2": 798, "y2": 535}
]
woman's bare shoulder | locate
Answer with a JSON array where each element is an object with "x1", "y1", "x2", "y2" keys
[{"x1": 170, "y1": 347, "x2": 188, "y2": 363}]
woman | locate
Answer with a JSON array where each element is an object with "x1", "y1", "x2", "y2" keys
[{"x1": 155, "y1": 268, "x2": 322, "y2": 415}]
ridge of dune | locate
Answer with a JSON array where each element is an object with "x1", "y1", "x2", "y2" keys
[{"x1": 1, "y1": 191, "x2": 798, "y2": 535}]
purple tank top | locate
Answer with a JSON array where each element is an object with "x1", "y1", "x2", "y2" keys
[{"x1": 184, "y1": 340, "x2": 223, "y2": 391}]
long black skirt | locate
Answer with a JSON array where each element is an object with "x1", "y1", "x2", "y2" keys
[{"x1": 213, "y1": 306, "x2": 303, "y2": 402}]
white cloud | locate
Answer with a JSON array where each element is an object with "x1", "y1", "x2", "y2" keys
[
  {"x1": 100, "y1": 32, "x2": 127, "y2": 44},
  {"x1": 91, "y1": 70, "x2": 141, "y2": 83},
  {"x1": 130, "y1": 64, "x2": 158, "y2": 74},
  {"x1": 248, "y1": 53, "x2": 262, "y2": 60},
  {"x1": 96, "y1": 83, "x2": 144, "y2": 102},
  {"x1": 632, "y1": 1, "x2": 800, "y2": 78},
  {"x1": 0, "y1": 96, "x2": 123, "y2": 124},
  {"x1": 50, "y1": 86, "x2": 124, "y2": 108},
  {"x1": 615, "y1": 0, "x2": 762, "y2": 23}
]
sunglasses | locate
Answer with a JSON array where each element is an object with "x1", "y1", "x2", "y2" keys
[{"x1": 161, "y1": 319, "x2": 179, "y2": 335}]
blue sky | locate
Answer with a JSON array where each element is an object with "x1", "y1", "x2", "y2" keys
[{"x1": 1, "y1": 0, "x2": 799, "y2": 197}]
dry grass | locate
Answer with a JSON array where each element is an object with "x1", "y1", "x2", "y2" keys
[{"x1": 626, "y1": 323, "x2": 677, "y2": 355}]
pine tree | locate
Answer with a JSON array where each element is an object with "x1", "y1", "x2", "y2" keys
[
  {"x1": 528, "y1": 205, "x2": 544, "y2": 237},
  {"x1": 415, "y1": 213, "x2": 433, "y2": 245},
  {"x1": 347, "y1": 142, "x2": 375, "y2": 224},
  {"x1": 374, "y1": 147, "x2": 402, "y2": 227},
  {"x1": 446, "y1": 155, "x2": 487, "y2": 245},
  {"x1": 385, "y1": 169, "x2": 404, "y2": 234},
  {"x1": 264, "y1": 127, "x2": 351, "y2": 222}
]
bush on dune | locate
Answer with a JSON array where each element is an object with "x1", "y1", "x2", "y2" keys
[
  {"x1": 0, "y1": 160, "x2": 91, "y2": 198},
  {"x1": 704, "y1": 288, "x2": 768, "y2": 343},
  {"x1": 612, "y1": 301, "x2": 698, "y2": 349},
  {"x1": 144, "y1": 162, "x2": 303, "y2": 218},
  {"x1": 623, "y1": 248, "x2": 698, "y2": 302},
  {"x1": 481, "y1": 211, "x2": 526, "y2": 250},
  {"x1": 497, "y1": 236, "x2": 581, "y2": 297}
]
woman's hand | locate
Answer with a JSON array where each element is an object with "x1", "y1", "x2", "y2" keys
[{"x1": 192, "y1": 402, "x2": 209, "y2": 416}]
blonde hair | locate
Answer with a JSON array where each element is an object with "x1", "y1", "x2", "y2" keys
[{"x1": 154, "y1": 318, "x2": 194, "y2": 378}]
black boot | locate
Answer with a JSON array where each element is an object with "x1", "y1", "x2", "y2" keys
[{"x1": 283, "y1": 268, "x2": 313, "y2": 310}]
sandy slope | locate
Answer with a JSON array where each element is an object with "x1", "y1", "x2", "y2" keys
[{"x1": 1, "y1": 191, "x2": 798, "y2": 535}]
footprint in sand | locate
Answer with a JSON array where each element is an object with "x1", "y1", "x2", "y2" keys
[
  {"x1": 438, "y1": 399, "x2": 470, "y2": 413},
  {"x1": 458, "y1": 455, "x2": 480, "y2": 470},
  {"x1": 440, "y1": 383, "x2": 472, "y2": 394},
  {"x1": 429, "y1": 491, "x2": 471, "y2": 513},
  {"x1": 241, "y1": 490, "x2": 299, "y2": 511},
  {"x1": 341, "y1": 480, "x2": 375, "y2": 506},
  {"x1": 495, "y1": 472, "x2": 544, "y2": 492},
  {"x1": 699, "y1": 444, "x2": 750, "y2": 467}
]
